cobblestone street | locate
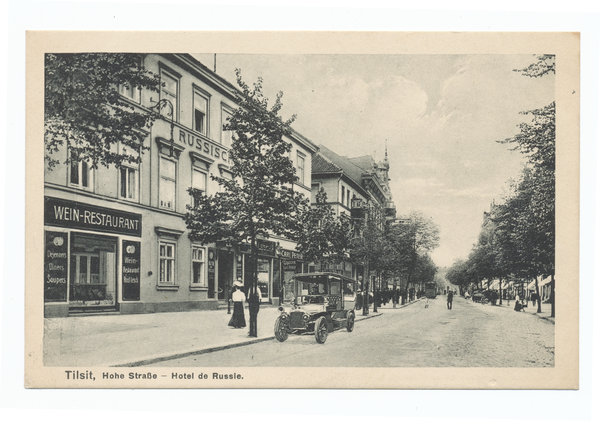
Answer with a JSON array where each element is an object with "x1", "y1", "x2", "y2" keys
[{"x1": 147, "y1": 296, "x2": 554, "y2": 367}]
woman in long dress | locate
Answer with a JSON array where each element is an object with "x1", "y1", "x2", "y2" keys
[{"x1": 228, "y1": 282, "x2": 246, "y2": 328}]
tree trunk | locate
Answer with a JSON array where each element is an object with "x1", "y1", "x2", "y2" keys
[
  {"x1": 535, "y1": 276, "x2": 542, "y2": 313},
  {"x1": 363, "y1": 262, "x2": 370, "y2": 316},
  {"x1": 247, "y1": 235, "x2": 260, "y2": 337},
  {"x1": 550, "y1": 273, "x2": 555, "y2": 317},
  {"x1": 499, "y1": 278, "x2": 503, "y2": 305}
]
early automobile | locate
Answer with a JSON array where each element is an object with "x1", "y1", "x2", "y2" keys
[{"x1": 274, "y1": 272, "x2": 356, "y2": 344}]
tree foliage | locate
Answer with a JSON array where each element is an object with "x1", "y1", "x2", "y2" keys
[
  {"x1": 294, "y1": 188, "x2": 352, "y2": 265},
  {"x1": 449, "y1": 55, "x2": 555, "y2": 295},
  {"x1": 185, "y1": 70, "x2": 304, "y2": 248},
  {"x1": 44, "y1": 53, "x2": 162, "y2": 170}
]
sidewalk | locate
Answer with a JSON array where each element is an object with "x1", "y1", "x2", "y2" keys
[
  {"x1": 462, "y1": 296, "x2": 555, "y2": 323},
  {"x1": 44, "y1": 300, "x2": 422, "y2": 367}
]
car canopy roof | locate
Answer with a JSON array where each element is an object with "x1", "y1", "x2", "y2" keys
[{"x1": 292, "y1": 272, "x2": 356, "y2": 285}]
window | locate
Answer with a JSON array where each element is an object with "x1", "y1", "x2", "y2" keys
[
  {"x1": 191, "y1": 168, "x2": 207, "y2": 206},
  {"x1": 159, "y1": 157, "x2": 176, "y2": 210},
  {"x1": 159, "y1": 242, "x2": 175, "y2": 284},
  {"x1": 193, "y1": 91, "x2": 209, "y2": 135},
  {"x1": 69, "y1": 151, "x2": 93, "y2": 190},
  {"x1": 297, "y1": 152, "x2": 305, "y2": 185},
  {"x1": 347, "y1": 189, "x2": 351, "y2": 209},
  {"x1": 191, "y1": 246, "x2": 206, "y2": 287},
  {"x1": 341, "y1": 186, "x2": 346, "y2": 206},
  {"x1": 221, "y1": 108, "x2": 233, "y2": 147},
  {"x1": 160, "y1": 71, "x2": 178, "y2": 121},
  {"x1": 118, "y1": 83, "x2": 140, "y2": 103},
  {"x1": 120, "y1": 166, "x2": 138, "y2": 200}
]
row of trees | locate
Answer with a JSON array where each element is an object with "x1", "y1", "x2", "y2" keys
[{"x1": 446, "y1": 55, "x2": 556, "y2": 317}]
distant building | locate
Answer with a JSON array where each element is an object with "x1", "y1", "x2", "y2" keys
[{"x1": 310, "y1": 144, "x2": 396, "y2": 282}]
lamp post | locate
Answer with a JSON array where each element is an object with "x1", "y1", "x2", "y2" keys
[{"x1": 225, "y1": 241, "x2": 233, "y2": 314}]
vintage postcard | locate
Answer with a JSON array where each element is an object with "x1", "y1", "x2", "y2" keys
[{"x1": 25, "y1": 31, "x2": 579, "y2": 389}]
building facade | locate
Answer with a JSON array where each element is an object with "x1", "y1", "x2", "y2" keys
[
  {"x1": 43, "y1": 53, "x2": 317, "y2": 317},
  {"x1": 309, "y1": 144, "x2": 396, "y2": 284}
]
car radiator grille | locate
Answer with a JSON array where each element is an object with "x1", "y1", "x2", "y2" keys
[{"x1": 289, "y1": 312, "x2": 306, "y2": 329}]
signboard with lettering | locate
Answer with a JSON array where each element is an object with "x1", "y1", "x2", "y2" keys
[
  {"x1": 45, "y1": 197, "x2": 142, "y2": 237},
  {"x1": 207, "y1": 248, "x2": 216, "y2": 296},
  {"x1": 283, "y1": 260, "x2": 297, "y2": 271},
  {"x1": 239, "y1": 240, "x2": 276, "y2": 257},
  {"x1": 44, "y1": 231, "x2": 68, "y2": 302},
  {"x1": 280, "y1": 249, "x2": 303, "y2": 260},
  {"x1": 122, "y1": 240, "x2": 141, "y2": 301}
]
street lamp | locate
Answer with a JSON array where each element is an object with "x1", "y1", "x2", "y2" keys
[{"x1": 149, "y1": 98, "x2": 175, "y2": 157}]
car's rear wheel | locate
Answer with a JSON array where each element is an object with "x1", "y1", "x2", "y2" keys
[
  {"x1": 346, "y1": 311, "x2": 355, "y2": 332},
  {"x1": 274, "y1": 316, "x2": 288, "y2": 342},
  {"x1": 314, "y1": 316, "x2": 328, "y2": 344}
]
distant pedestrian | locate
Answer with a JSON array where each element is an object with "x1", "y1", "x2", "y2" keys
[
  {"x1": 514, "y1": 294, "x2": 523, "y2": 312},
  {"x1": 447, "y1": 290, "x2": 453, "y2": 310},
  {"x1": 228, "y1": 280, "x2": 246, "y2": 329},
  {"x1": 425, "y1": 297, "x2": 429, "y2": 308}
]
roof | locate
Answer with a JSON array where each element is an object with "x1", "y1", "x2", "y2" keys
[
  {"x1": 312, "y1": 153, "x2": 342, "y2": 174},
  {"x1": 317, "y1": 144, "x2": 366, "y2": 187}
]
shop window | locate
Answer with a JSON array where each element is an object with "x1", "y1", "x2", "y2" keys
[
  {"x1": 159, "y1": 241, "x2": 176, "y2": 284},
  {"x1": 69, "y1": 233, "x2": 117, "y2": 308},
  {"x1": 120, "y1": 166, "x2": 138, "y2": 201},
  {"x1": 160, "y1": 70, "x2": 178, "y2": 121},
  {"x1": 296, "y1": 152, "x2": 305, "y2": 185},
  {"x1": 191, "y1": 246, "x2": 206, "y2": 287},
  {"x1": 69, "y1": 152, "x2": 93, "y2": 190},
  {"x1": 159, "y1": 157, "x2": 176, "y2": 210},
  {"x1": 193, "y1": 90, "x2": 209, "y2": 135}
]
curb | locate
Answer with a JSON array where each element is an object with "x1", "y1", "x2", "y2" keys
[
  {"x1": 465, "y1": 297, "x2": 555, "y2": 324},
  {"x1": 113, "y1": 310, "x2": 385, "y2": 367}
]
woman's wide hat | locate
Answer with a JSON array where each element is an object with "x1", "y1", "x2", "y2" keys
[{"x1": 233, "y1": 280, "x2": 244, "y2": 288}]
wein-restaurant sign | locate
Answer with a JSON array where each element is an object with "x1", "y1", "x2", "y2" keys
[{"x1": 45, "y1": 197, "x2": 142, "y2": 237}]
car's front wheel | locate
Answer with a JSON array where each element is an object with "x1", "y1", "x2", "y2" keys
[
  {"x1": 346, "y1": 311, "x2": 355, "y2": 332},
  {"x1": 314, "y1": 316, "x2": 328, "y2": 344},
  {"x1": 274, "y1": 316, "x2": 288, "y2": 342}
]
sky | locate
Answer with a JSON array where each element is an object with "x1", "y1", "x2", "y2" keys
[{"x1": 194, "y1": 53, "x2": 555, "y2": 268}]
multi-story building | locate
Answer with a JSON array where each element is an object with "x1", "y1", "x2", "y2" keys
[
  {"x1": 310, "y1": 144, "x2": 396, "y2": 282},
  {"x1": 43, "y1": 53, "x2": 317, "y2": 317}
]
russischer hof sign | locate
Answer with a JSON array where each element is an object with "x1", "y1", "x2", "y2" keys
[{"x1": 45, "y1": 197, "x2": 142, "y2": 237}]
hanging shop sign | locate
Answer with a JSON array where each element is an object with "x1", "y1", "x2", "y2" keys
[
  {"x1": 45, "y1": 197, "x2": 142, "y2": 237},
  {"x1": 207, "y1": 247, "x2": 216, "y2": 287},
  {"x1": 239, "y1": 239, "x2": 276, "y2": 257},
  {"x1": 44, "y1": 231, "x2": 69, "y2": 302},
  {"x1": 122, "y1": 240, "x2": 141, "y2": 301}
]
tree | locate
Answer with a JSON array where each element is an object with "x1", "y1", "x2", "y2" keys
[
  {"x1": 294, "y1": 188, "x2": 352, "y2": 266},
  {"x1": 185, "y1": 70, "x2": 304, "y2": 337},
  {"x1": 499, "y1": 54, "x2": 555, "y2": 315},
  {"x1": 45, "y1": 53, "x2": 162, "y2": 170}
]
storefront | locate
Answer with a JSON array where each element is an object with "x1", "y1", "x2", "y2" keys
[{"x1": 44, "y1": 197, "x2": 142, "y2": 317}]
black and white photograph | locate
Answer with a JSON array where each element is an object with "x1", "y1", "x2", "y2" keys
[{"x1": 25, "y1": 31, "x2": 579, "y2": 390}]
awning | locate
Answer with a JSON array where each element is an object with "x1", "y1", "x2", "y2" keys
[
  {"x1": 527, "y1": 280, "x2": 536, "y2": 291},
  {"x1": 539, "y1": 276, "x2": 552, "y2": 287},
  {"x1": 489, "y1": 279, "x2": 500, "y2": 289}
]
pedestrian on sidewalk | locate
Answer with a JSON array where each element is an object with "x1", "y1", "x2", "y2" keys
[
  {"x1": 447, "y1": 290, "x2": 453, "y2": 310},
  {"x1": 228, "y1": 280, "x2": 246, "y2": 329},
  {"x1": 514, "y1": 294, "x2": 523, "y2": 312}
]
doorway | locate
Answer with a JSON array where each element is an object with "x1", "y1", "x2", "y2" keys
[{"x1": 218, "y1": 249, "x2": 233, "y2": 300}]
